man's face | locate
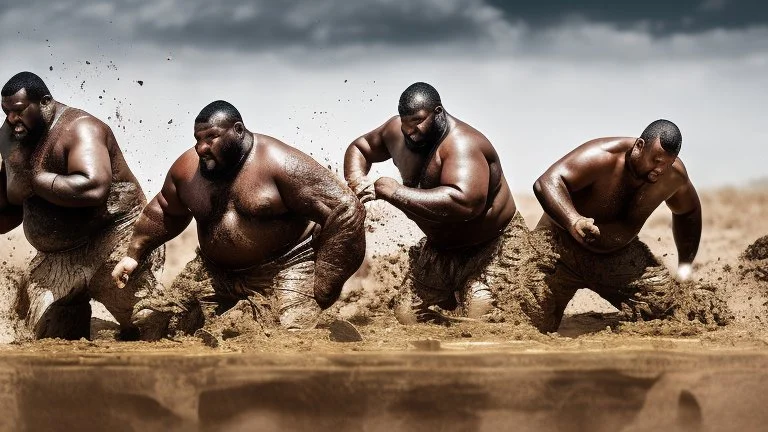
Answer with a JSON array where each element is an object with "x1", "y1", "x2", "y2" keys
[
  {"x1": 193, "y1": 116, "x2": 243, "y2": 180},
  {"x1": 1, "y1": 89, "x2": 45, "y2": 142},
  {"x1": 632, "y1": 137, "x2": 677, "y2": 183},
  {"x1": 400, "y1": 108, "x2": 441, "y2": 152}
]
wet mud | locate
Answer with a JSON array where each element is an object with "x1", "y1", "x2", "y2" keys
[{"x1": 0, "y1": 189, "x2": 767, "y2": 430}]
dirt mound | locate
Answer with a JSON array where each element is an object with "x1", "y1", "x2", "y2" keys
[{"x1": 743, "y1": 235, "x2": 768, "y2": 261}]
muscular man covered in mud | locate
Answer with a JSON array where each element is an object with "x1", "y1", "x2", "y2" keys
[
  {"x1": 0, "y1": 72, "x2": 163, "y2": 340},
  {"x1": 113, "y1": 101, "x2": 366, "y2": 336},
  {"x1": 344, "y1": 82, "x2": 529, "y2": 324},
  {"x1": 531, "y1": 119, "x2": 729, "y2": 332}
]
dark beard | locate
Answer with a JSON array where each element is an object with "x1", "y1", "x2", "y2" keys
[
  {"x1": 199, "y1": 143, "x2": 251, "y2": 181},
  {"x1": 403, "y1": 112, "x2": 448, "y2": 154}
]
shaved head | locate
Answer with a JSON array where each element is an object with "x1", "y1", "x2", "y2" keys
[
  {"x1": 398, "y1": 82, "x2": 442, "y2": 116},
  {"x1": 195, "y1": 100, "x2": 242, "y2": 124}
]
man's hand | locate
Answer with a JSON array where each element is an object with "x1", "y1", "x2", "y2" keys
[
  {"x1": 373, "y1": 177, "x2": 400, "y2": 201},
  {"x1": 676, "y1": 263, "x2": 693, "y2": 282},
  {"x1": 348, "y1": 176, "x2": 376, "y2": 203},
  {"x1": 571, "y1": 217, "x2": 600, "y2": 243},
  {"x1": 111, "y1": 256, "x2": 138, "y2": 289}
]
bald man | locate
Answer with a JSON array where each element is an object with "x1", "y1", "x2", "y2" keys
[
  {"x1": 530, "y1": 120, "x2": 729, "y2": 332},
  {"x1": 113, "y1": 100, "x2": 366, "y2": 337},
  {"x1": 345, "y1": 82, "x2": 533, "y2": 324},
  {"x1": 0, "y1": 71, "x2": 163, "y2": 340}
]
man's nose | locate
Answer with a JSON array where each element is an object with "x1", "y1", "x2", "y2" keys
[
  {"x1": 195, "y1": 141, "x2": 210, "y2": 154},
  {"x1": 7, "y1": 112, "x2": 19, "y2": 124}
]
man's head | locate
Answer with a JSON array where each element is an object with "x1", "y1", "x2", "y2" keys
[
  {"x1": 398, "y1": 82, "x2": 448, "y2": 152},
  {"x1": 193, "y1": 100, "x2": 249, "y2": 180},
  {"x1": 629, "y1": 119, "x2": 682, "y2": 183},
  {"x1": 1, "y1": 72, "x2": 54, "y2": 142}
]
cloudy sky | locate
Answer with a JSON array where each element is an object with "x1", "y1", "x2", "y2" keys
[{"x1": 0, "y1": 0, "x2": 766, "y2": 197}]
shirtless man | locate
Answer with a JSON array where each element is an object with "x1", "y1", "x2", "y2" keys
[
  {"x1": 344, "y1": 82, "x2": 528, "y2": 324},
  {"x1": 112, "y1": 100, "x2": 365, "y2": 336},
  {"x1": 532, "y1": 119, "x2": 729, "y2": 332},
  {"x1": 0, "y1": 71, "x2": 163, "y2": 340}
]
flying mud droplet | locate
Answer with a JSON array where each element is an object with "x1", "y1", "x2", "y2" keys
[{"x1": 137, "y1": 80, "x2": 144, "y2": 86}]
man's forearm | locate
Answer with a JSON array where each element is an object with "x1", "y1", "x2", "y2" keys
[
  {"x1": 313, "y1": 198, "x2": 366, "y2": 309},
  {"x1": 126, "y1": 206, "x2": 191, "y2": 261},
  {"x1": 33, "y1": 172, "x2": 108, "y2": 207},
  {"x1": 533, "y1": 176, "x2": 582, "y2": 230},
  {"x1": 381, "y1": 184, "x2": 481, "y2": 223},
  {"x1": 343, "y1": 143, "x2": 372, "y2": 185},
  {"x1": 672, "y1": 207, "x2": 701, "y2": 264}
]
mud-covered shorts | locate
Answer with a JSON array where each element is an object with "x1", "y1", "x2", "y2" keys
[
  {"x1": 135, "y1": 236, "x2": 321, "y2": 335},
  {"x1": 525, "y1": 227, "x2": 730, "y2": 332},
  {"x1": 15, "y1": 217, "x2": 165, "y2": 340},
  {"x1": 393, "y1": 212, "x2": 535, "y2": 323}
]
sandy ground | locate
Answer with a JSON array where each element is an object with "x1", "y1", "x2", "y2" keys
[{"x1": 0, "y1": 187, "x2": 767, "y2": 430}]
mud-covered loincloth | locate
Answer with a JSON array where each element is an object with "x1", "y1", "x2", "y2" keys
[
  {"x1": 393, "y1": 212, "x2": 537, "y2": 323},
  {"x1": 526, "y1": 226, "x2": 730, "y2": 332},
  {"x1": 15, "y1": 183, "x2": 164, "y2": 340},
  {"x1": 135, "y1": 236, "x2": 321, "y2": 335}
]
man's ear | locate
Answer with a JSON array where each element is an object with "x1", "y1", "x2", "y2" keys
[
  {"x1": 434, "y1": 105, "x2": 444, "y2": 115},
  {"x1": 234, "y1": 121, "x2": 245, "y2": 137},
  {"x1": 634, "y1": 138, "x2": 645, "y2": 152},
  {"x1": 40, "y1": 95, "x2": 53, "y2": 106}
]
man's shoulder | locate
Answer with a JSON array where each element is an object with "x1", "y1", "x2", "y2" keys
[
  {"x1": 62, "y1": 108, "x2": 111, "y2": 140},
  {"x1": 442, "y1": 119, "x2": 492, "y2": 154},
  {"x1": 168, "y1": 148, "x2": 199, "y2": 182},
  {"x1": 667, "y1": 157, "x2": 691, "y2": 185},
  {"x1": 575, "y1": 137, "x2": 633, "y2": 163}
]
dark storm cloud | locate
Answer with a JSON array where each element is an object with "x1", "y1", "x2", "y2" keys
[
  {"x1": 486, "y1": 0, "x2": 768, "y2": 34},
  {"x1": 0, "y1": 0, "x2": 765, "y2": 52},
  {"x1": 0, "y1": 0, "x2": 507, "y2": 49}
]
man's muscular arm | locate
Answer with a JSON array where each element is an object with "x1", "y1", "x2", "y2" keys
[
  {"x1": 279, "y1": 151, "x2": 366, "y2": 309},
  {"x1": 32, "y1": 119, "x2": 111, "y2": 207},
  {"x1": 665, "y1": 171, "x2": 702, "y2": 280},
  {"x1": 534, "y1": 143, "x2": 610, "y2": 243},
  {"x1": 374, "y1": 140, "x2": 489, "y2": 223},
  {"x1": 112, "y1": 158, "x2": 193, "y2": 287},
  {"x1": 343, "y1": 117, "x2": 395, "y2": 202},
  {"x1": 0, "y1": 161, "x2": 23, "y2": 234}
]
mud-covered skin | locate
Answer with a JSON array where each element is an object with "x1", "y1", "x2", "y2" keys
[
  {"x1": 525, "y1": 226, "x2": 730, "y2": 333},
  {"x1": 125, "y1": 118, "x2": 366, "y2": 312},
  {"x1": 133, "y1": 239, "x2": 321, "y2": 337},
  {"x1": 15, "y1": 213, "x2": 164, "y2": 340},
  {"x1": 345, "y1": 114, "x2": 516, "y2": 249},
  {"x1": 393, "y1": 212, "x2": 532, "y2": 324},
  {"x1": 0, "y1": 102, "x2": 146, "y2": 251},
  {"x1": 533, "y1": 137, "x2": 701, "y2": 264}
]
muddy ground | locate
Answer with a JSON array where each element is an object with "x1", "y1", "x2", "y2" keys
[{"x1": 0, "y1": 188, "x2": 766, "y2": 431}]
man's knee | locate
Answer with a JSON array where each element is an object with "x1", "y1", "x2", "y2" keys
[
  {"x1": 463, "y1": 281, "x2": 495, "y2": 319},
  {"x1": 33, "y1": 300, "x2": 91, "y2": 340}
]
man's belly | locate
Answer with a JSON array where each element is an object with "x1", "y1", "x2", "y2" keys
[
  {"x1": 23, "y1": 198, "x2": 112, "y2": 252},
  {"x1": 197, "y1": 217, "x2": 313, "y2": 270},
  {"x1": 537, "y1": 214, "x2": 639, "y2": 254},
  {"x1": 22, "y1": 182, "x2": 144, "y2": 252}
]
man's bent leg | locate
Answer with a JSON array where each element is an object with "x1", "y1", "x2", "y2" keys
[
  {"x1": 20, "y1": 251, "x2": 93, "y2": 340},
  {"x1": 273, "y1": 260, "x2": 321, "y2": 330},
  {"x1": 592, "y1": 241, "x2": 729, "y2": 325},
  {"x1": 393, "y1": 240, "x2": 457, "y2": 324}
]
